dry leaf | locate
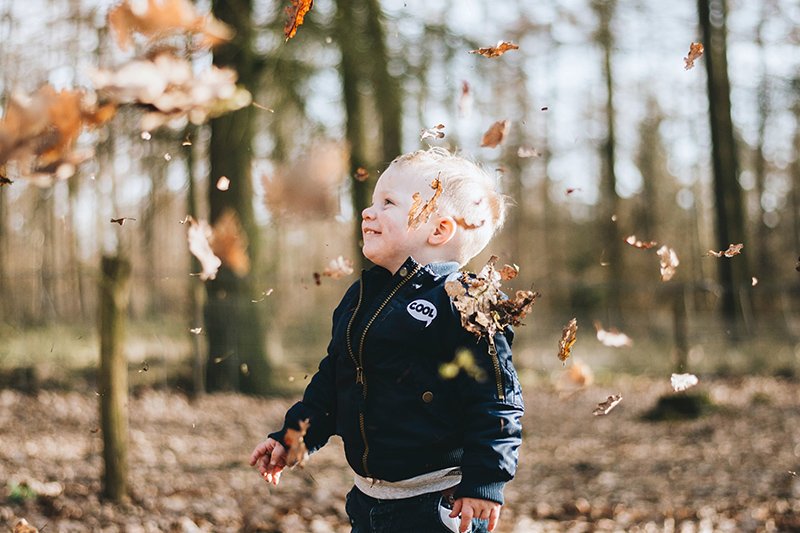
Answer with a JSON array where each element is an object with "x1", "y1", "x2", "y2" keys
[
  {"x1": 13, "y1": 518, "x2": 38, "y2": 533},
  {"x1": 593, "y1": 394, "x2": 622, "y2": 416},
  {"x1": 407, "y1": 176, "x2": 443, "y2": 229},
  {"x1": 517, "y1": 146, "x2": 541, "y2": 158},
  {"x1": 657, "y1": 245, "x2": 679, "y2": 282},
  {"x1": 321, "y1": 255, "x2": 354, "y2": 280},
  {"x1": 625, "y1": 234, "x2": 658, "y2": 249},
  {"x1": 684, "y1": 42, "x2": 704, "y2": 70},
  {"x1": 284, "y1": 0, "x2": 314, "y2": 41},
  {"x1": 558, "y1": 318, "x2": 578, "y2": 365},
  {"x1": 216, "y1": 176, "x2": 230, "y2": 191},
  {"x1": 284, "y1": 419, "x2": 310, "y2": 467},
  {"x1": 498, "y1": 264, "x2": 519, "y2": 281},
  {"x1": 211, "y1": 209, "x2": 250, "y2": 276},
  {"x1": 447, "y1": 256, "x2": 539, "y2": 339},
  {"x1": 480, "y1": 120, "x2": 510, "y2": 148},
  {"x1": 189, "y1": 327, "x2": 202, "y2": 335},
  {"x1": 458, "y1": 81, "x2": 472, "y2": 117},
  {"x1": 110, "y1": 217, "x2": 136, "y2": 226},
  {"x1": 454, "y1": 215, "x2": 485, "y2": 230},
  {"x1": 566, "y1": 360, "x2": 594, "y2": 388},
  {"x1": 185, "y1": 215, "x2": 222, "y2": 280},
  {"x1": 420, "y1": 123, "x2": 445, "y2": 141},
  {"x1": 594, "y1": 321, "x2": 632, "y2": 348},
  {"x1": 354, "y1": 167, "x2": 370, "y2": 182},
  {"x1": 751, "y1": 277, "x2": 758, "y2": 287},
  {"x1": 670, "y1": 373, "x2": 699, "y2": 392},
  {"x1": 469, "y1": 40, "x2": 519, "y2": 58},
  {"x1": 565, "y1": 187, "x2": 581, "y2": 195},
  {"x1": 706, "y1": 243, "x2": 743, "y2": 258},
  {"x1": 108, "y1": 0, "x2": 233, "y2": 51}
]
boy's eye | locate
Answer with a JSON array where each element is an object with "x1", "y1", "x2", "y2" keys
[{"x1": 383, "y1": 198, "x2": 394, "y2": 206}]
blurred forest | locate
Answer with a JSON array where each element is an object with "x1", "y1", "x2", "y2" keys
[{"x1": 1, "y1": 0, "x2": 799, "y2": 388}]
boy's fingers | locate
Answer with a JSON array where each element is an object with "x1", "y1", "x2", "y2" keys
[
  {"x1": 459, "y1": 506, "x2": 474, "y2": 533},
  {"x1": 488, "y1": 507, "x2": 500, "y2": 531},
  {"x1": 449, "y1": 499, "x2": 462, "y2": 518}
]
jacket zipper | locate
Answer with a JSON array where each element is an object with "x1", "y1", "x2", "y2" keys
[
  {"x1": 488, "y1": 340, "x2": 505, "y2": 402},
  {"x1": 345, "y1": 264, "x2": 423, "y2": 476}
]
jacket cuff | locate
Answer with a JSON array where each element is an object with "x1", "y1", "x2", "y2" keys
[
  {"x1": 453, "y1": 480, "x2": 505, "y2": 505},
  {"x1": 267, "y1": 429, "x2": 287, "y2": 448}
]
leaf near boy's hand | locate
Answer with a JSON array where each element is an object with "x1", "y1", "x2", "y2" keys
[
  {"x1": 683, "y1": 42, "x2": 704, "y2": 70},
  {"x1": 469, "y1": 40, "x2": 519, "y2": 58},
  {"x1": 558, "y1": 318, "x2": 578, "y2": 364},
  {"x1": 593, "y1": 394, "x2": 622, "y2": 416},
  {"x1": 407, "y1": 176, "x2": 443, "y2": 229},
  {"x1": 284, "y1": 418, "x2": 310, "y2": 467},
  {"x1": 480, "y1": 120, "x2": 510, "y2": 148}
]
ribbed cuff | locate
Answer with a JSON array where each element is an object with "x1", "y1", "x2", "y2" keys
[{"x1": 453, "y1": 480, "x2": 505, "y2": 505}]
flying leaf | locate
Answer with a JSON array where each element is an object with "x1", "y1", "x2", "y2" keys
[
  {"x1": 211, "y1": 209, "x2": 250, "y2": 276},
  {"x1": 683, "y1": 42, "x2": 704, "y2": 70},
  {"x1": 625, "y1": 234, "x2": 658, "y2": 249},
  {"x1": 566, "y1": 360, "x2": 594, "y2": 388},
  {"x1": 480, "y1": 120, "x2": 510, "y2": 148},
  {"x1": 354, "y1": 167, "x2": 370, "y2": 182},
  {"x1": 751, "y1": 277, "x2": 758, "y2": 287},
  {"x1": 108, "y1": 0, "x2": 233, "y2": 51},
  {"x1": 517, "y1": 146, "x2": 541, "y2": 158},
  {"x1": 216, "y1": 176, "x2": 230, "y2": 191},
  {"x1": 498, "y1": 264, "x2": 519, "y2": 281},
  {"x1": 670, "y1": 373, "x2": 699, "y2": 392},
  {"x1": 110, "y1": 217, "x2": 136, "y2": 226},
  {"x1": 185, "y1": 215, "x2": 222, "y2": 280},
  {"x1": 321, "y1": 255, "x2": 354, "y2": 280},
  {"x1": 446, "y1": 256, "x2": 539, "y2": 339},
  {"x1": 469, "y1": 40, "x2": 519, "y2": 58},
  {"x1": 706, "y1": 243, "x2": 743, "y2": 258},
  {"x1": 284, "y1": 419, "x2": 310, "y2": 467},
  {"x1": 407, "y1": 175, "x2": 443, "y2": 229},
  {"x1": 565, "y1": 187, "x2": 581, "y2": 195},
  {"x1": 420, "y1": 123, "x2": 445, "y2": 141},
  {"x1": 189, "y1": 327, "x2": 202, "y2": 335},
  {"x1": 593, "y1": 394, "x2": 622, "y2": 416},
  {"x1": 558, "y1": 318, "x2": 578, "y2": 365},
  {"x1": 284, "y1": 0, "x2": 314, "y2": 41},
  {"x1": 594, "y1": 321, "x2": 632, "y2": 347},
  {"x1": 657, "y1": 245, "x2": 679, "y2": 282},
  {"x1": 458, "y1": 81, "x2": 472, "y2": 118}
]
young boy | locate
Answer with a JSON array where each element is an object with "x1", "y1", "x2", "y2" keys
[{"x1": 250, "y1": 148, "x2": 524, "y2": 533}]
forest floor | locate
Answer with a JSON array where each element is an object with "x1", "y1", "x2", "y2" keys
[{"x1": 2, "y1": 374, "x2": 800, "y2": 533}]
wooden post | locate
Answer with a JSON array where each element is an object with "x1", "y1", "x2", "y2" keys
[{"x1": 99, "y1": 255, "x2": 131, "y2": 501}]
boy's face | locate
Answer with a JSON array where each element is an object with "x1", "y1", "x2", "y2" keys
[{"x1": 361, "y1": 163, "x2": 433, "y2": 273}]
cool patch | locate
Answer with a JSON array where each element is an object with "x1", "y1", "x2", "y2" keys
[{"x1": 406, "y1": 299, "x2": 437, "y2": 327}]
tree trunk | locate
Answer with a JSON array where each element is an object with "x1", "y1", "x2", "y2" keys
[
  {"x1": 593, "y1": 0, "x2": 622, "y2": 323},
  {"x1": 208, "y1": 0, "x2": 270, "y2": 394},
  {"x1": 185, "y1": 125, "x2": 206, "y2": 397},
  {"x1": 99, "y1": 255, "x2": 131, "y2": 502},
  {"x1": 698, "y1": 0, "x2": 749, "y2": 334}
]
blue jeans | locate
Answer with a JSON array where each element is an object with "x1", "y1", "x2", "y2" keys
[{"x1": 345, "y1": 486, "x2": 490, "y2": 533}]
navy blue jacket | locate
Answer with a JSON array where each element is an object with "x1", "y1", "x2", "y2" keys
[{"x1": 269, "y1": 256, "x2": 524, "y2": 504}]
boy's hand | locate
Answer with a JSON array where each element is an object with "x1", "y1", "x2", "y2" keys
[
  {"x1": 449, "y1": 497, "x2": 501, "y2": 532},
  {"x1": 249, "y1": 437, "x2": 287, "y2": 486}
]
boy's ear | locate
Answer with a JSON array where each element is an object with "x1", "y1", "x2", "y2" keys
[{"x1": 428, "y1": 216, "x2": 457, "y2": 246}]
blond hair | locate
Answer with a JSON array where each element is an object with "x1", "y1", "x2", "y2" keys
[{"x1": 390, "y1": 147, "x2": 507, "y2": 265}]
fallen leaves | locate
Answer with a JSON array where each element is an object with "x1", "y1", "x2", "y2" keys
[
  {"x1": 445, "y1": 256, "x2": 539, "y2": 340},
  {"x1": 706, "y1": 243, "x2": 743, "y2": 258},
  {"x1": 671, "y1": 373, "x2": 699, "y2": 392},
  {"x1": 284, "y1": 419, "x2": 310, "y2": 467},
  {"x1": 480, "y1": 120, "x2": 510, "y2": 148},
  {"x1": 284, "y1": 0, "x2": 314, "y2": 42},
  {"x1": 657, "y1": 245, "x2": 680, "y2": 282},
  {"x1": 558, "y1": 318, "x2": 578, "y2": 365},
  {"x1": 407, "y1": 176, "x2": 443, "y2": 230},
  {"x1": 593, "y1": 394, "x2": 623, "y2": 416},
  {"x1": 684, "y1": 42, "x2": 704, "y2": 70},
  {"x1": 469, "y1": 41, "x2": 519, "y2": 58}
]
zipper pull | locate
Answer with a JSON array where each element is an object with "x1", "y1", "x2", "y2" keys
[{"x1": 356, "y1": 367, "x2": 364, "y2": 384}]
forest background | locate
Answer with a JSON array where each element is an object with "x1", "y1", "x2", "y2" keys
[{"x1": 1, "y1": 0, "x2": 800, "y2": 530}]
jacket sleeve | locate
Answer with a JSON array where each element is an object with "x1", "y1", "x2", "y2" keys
[
  {"x1": 268, "y1": 283, "x2": 358, "y2": 453},
  {"x1": 448, "y1": 319, "x2": 524, "y2": 505}
]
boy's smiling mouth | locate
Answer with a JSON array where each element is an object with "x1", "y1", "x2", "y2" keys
[{"x1": 363, "y1": 228, "x2": 381, "y2": 235}]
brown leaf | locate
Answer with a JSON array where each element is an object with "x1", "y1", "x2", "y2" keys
[
  {"x1": 498, "y1": 264, "x2": 519, "y2": 281},
  {"x1": 321, "y1": 255, "x2": 354, "y2": 280},
  {"x1": 565, "y1": 187, "x2": 581, "y2": 195},
  {"x1": 593, "y1": 394, "x2": 622, "y2": 416},
  {"x1": 706, "y1": 243, "x2": 743, "y2": 258},
  {"x1": 284, "y1": 0, "x2": 314, "y2": 41},
  {"x1": 657, "y1": 245, "x2": 679, "y2": 282},
  {"x1": 480, "y1": 120, "x2": 510, "y2": 148},
  {"x1": 454, "y1": 215, "x2": 485, "y2": 230},
  {"x1": 212, "y1": 209, "x2": 250, "y2": 277},
  {"x1": 458, "y1": 81, "x2": 472, "y2": 117},
  {"x1": 0, "y1": 175, "x2": 14, "y2": 186},
  {"x1": 683, "y1": 42, "x2": 704, "y2": 70},
  {"x1": 13, "y1": 518, "x2": 38, "y2": 533},
  {"x1": 284, "y1": 419, "x2": 310, "y2": 467},
  {"x1": 110, "y1": 217, "x2": 136, "y2": 226},
  {"x1": 558, "y1": 318, "x2": 578, "y2": 364},
  {"x1": 624, "y1": 235, "x2": 658, "y2": 249},
  {"x1": 407, "y1": 175, "x2": 443, "y2": 229},
  {"x1": 354, "y1": 167, "x2": 370, "y2": 182},
  {"x1": 469, "y1": 40, "x2": 519, "y2": 58}
]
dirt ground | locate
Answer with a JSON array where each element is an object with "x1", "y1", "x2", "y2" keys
[{"x1": 2, "y1": 375, "x2": 800, "y2": 532}]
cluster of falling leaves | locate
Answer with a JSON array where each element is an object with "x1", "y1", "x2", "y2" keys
[{"x1": 445, "y1": 256, "x2": 539, "y2": 342}]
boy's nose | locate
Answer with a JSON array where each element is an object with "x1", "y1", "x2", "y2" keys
[{"x1": 362, "y1": 206, "x2": 375, "y2": 220}]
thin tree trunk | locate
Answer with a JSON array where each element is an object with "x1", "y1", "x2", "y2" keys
[
  {"x1": 99, "y1": 255, "x2": 131, "y2": 502},
  {"x1": 698, "y1": 0, "x2": 749, "y2": 334},
  {"x1": 185, "y1": 124, "x2": 205, "y2": 397}
]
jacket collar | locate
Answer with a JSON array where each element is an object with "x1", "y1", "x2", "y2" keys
[{"x1": 366, "y1": 256, "x2": 460, "y2": 280}]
